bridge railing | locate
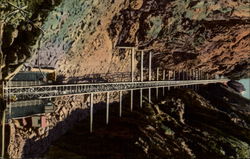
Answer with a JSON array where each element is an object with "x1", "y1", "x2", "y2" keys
[{"x1": 3, "y1": 79, "x2": 228, "y2": 100}]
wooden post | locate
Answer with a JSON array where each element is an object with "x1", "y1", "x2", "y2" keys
[{"x1": 106, "y1": 92, "x2": 110, "y2": 125}]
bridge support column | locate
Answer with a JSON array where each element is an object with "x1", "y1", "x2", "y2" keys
[
  {"x1": 141, "y1": 51, "x2": 144, "y2": 82},
  {"x1": 156, "y1": 67, "x2": 159, "y2": 99},
  {"x1": 182, "y1": 70, "x2": 185, "y2": 88},
  {"x1": 140, "y1": 51, "x2": 144, "y2": 108},
  {"x1": 195, "y1": 69, "x2": 198, "y2": 90},
  {"x1": 106, "y1": 92, "x2": 110, "y2": 125},
  {"x1": 130, "y1": 90, "x2": 133, "y2": 112},
  {"x1": 162, "y1": 70, "x2": 166, "y2": 96},
  {"x1": 183, "y1": 70, "x2": 185, "y2": 80},
  {"x1": 149, "y1": 88, "x2": 151, "y2": 103},
  {"x1": 168, "y1": 70, "x2": 171, "y2": 90},
  {"x1": 189, "y1": 70, "x2": 191, "y2": 88},
  {"x1": 189, "y1": 70, "x2": 191, "y2": 80},
  {"x1": 6, "y1": 82, "x2": 11, "y2": 117},
  {"x1": 140, "y1": 89, "x2": 143, "y2": 108},
  {"x1": 149, "y1": 52, "x2": 152, "y2": 81},
  {"x1": 148, "y1": 52, "x2": 152, "y2": 102},
  {"x1": 90, "y1": 93, "x2": 94, "y2": 133},
  {"x1": 131, "y1": 48, "x2": 135, "y2": 82},
  {"x1": 178, "y1": 70, "x2": 181, "y2": 80},
  {"x1": 198, "y1": 69, "x2": 200, "y2": 80},
  {"x1": 119, "y1": 91, "x2": 122, "y2": 117},
  {"x1": 173, "y1": 70, "x2": 176, "y2": 88},
  {"x1": 1, "y1": 110, "x2": 5, "y2": 158},
  {"x1": 192, "y1": 69, "x2": 195, "y2": 90}
]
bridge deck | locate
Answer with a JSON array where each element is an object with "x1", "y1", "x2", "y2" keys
[{"x1": 3, "y1": 79, "x2": 227, "y2": 100}]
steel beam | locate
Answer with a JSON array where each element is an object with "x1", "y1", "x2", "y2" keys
[
  {"x1": 90, "y1": 93, "x2": 93, "y2": 133},
  {"x1": 1, "y1": 110, "x2": 5, "y2": 158},
  {"x1": 178, "y1": 71, "x2": 181, "y2": 80},
  {"x1": 149, "y1": 88, "x2": 151, "y2": 103},
  {"x1": 139, "y1": 50, "x2": 143, "y2": 107},
  {"x1": 183, "y1": 70, "x2": 185, "y2": 80},
  {"x1": 106, "y1": 92, "x2": 110, "y2": 125},
  {"x1": 168, "y1": 70, "x2": 171, "y2": 90},
  {"x1": 130, "y1": 90, "x2": 133, "y2": 112},
  {"x1": 140, "y1": 89, "x2": 143, "y2": 108},
  {"x1": 149, "y1": 52, "x2": 152, "y2": 81},
  {"x1": 116, "y1": 46, "x2": 136, "y2": 49},
  {"x1": 141, "y1": 51, "x2": 144, "y2": 82},
  {"x1": 173, "y1": 71, "x2": 176, "y2": 88},
  {"x1": 163, "y1": 70, "x2": 166, "y2": 96},
  {"x1": 6, "y1": 82, "x2": 11, "y2": 118},
  {"x1": 131, "y1": 48, "x2": 135, "y2": 82},
  {"x1": 148, "y1": 52, "x2": 152, "y2": 103},
  {"x1": 200, "y1": 70, "x2": 203, "y2": 80},
  {"x1": 119, "y1": 91, "x2": 122, "y2": 117},
  {"x1": 156, "y1": 67, "x2": 159, "y2": 99}
]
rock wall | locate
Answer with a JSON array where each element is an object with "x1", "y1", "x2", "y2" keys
[
  {"x1": 0, "y1": 0, "x2": 62, "y2": 79},
  {"x1": 108, "y1": 0, "x2": 250, "y2": 79}
]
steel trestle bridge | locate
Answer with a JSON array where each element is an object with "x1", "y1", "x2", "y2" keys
[
  {"x1": 0, "y1": 46, "x2": 228, "y2": 158},
  {"x1": 3, "y1": 79, "x2": 226, "y2": 100}
]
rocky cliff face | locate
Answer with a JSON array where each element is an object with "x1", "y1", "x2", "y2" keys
[
  {"x1": 0, "y1": 0, "x2": 62, "y2": 79},
  {"x1": 108, "y1": 0, "x2": 250, "y2": 79},
  {"x1": 1, "y1": 0, "x2": 249, "y2": 79},
  {"x1": 0, "y1": 0, "x2": 249, "y2": 158}
]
